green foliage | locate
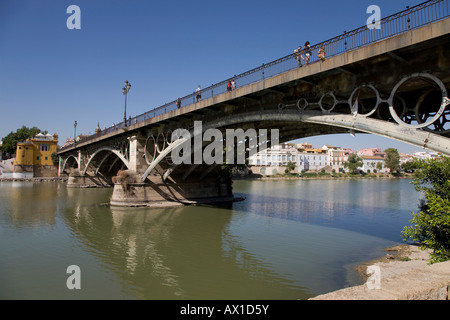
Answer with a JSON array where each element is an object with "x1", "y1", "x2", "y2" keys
[
  {"x1": 376, "y1": 162, "x2": 383, "y2": 171},
  {"x1": 51, "y1": 152, "x2": 59, "y2": 166},
  {"x1": 285, "y1": 161, "x2": 296, "y2": 173},
  {"x1": 1, "y1": 126, "x2": 42, "y2": 155},
  {"x1": 384, "y1": 148, "x2": 400, "y2": 173},
  {"x1": 401, "y1": 155, "x2": 450, "y2": 263},
  {"x1": 401, "y1": 160, "x2": 418, "y2": 172},
  {"x1": 301, "y1": 172, "x2": 318, "y2": 177},
  {"x1": 343, "y1": 153, "x2": 363, "y2": 173}
]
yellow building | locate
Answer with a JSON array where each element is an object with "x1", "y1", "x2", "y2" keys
[{"x1": 13, "y1": 133, "x2": 59, "y2": 178}]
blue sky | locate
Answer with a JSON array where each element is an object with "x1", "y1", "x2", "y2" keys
[{"x1": 0, "y1": 0, "x2": 428, "y2": 154}]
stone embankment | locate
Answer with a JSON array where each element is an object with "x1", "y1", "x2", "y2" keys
[
  {"x1": 0, "y1": 177, "x2": 68, "y2": 182},
  {"x1": 310, "y1": 245, "x2": 450, "y2": 300}
]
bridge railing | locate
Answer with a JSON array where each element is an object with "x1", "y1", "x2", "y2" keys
[{"x1": 61, "y1": 0, "x2": 449, "y2": 152}]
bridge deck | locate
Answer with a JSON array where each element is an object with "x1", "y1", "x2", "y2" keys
[{"x1": 59, "y1": 1, "x2": 450, "y2": 155}]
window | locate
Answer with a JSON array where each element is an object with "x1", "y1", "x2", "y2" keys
[
  {"x1": 45, "y1": 157, "x2": 48, "y2": 161},
  {"x1": 36, "y1": 156, "x2": 39, "y2": 160}
]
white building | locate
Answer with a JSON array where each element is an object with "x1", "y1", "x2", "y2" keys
[
  {"x1": 322, "y1": 145, "x2": 347, "y2": 172},
  {"x1": 360, "y1": 155, "x2": 386, "y2": 173},
  {"x1": 248, "y1": 143, "x2": 298, "y2": 175},
  {"x1": 297, "y1": 150, "x2": 328, "y2": 172},
  {"x1": 413, "y1": 151, "x2": 439, "y2": 160}
]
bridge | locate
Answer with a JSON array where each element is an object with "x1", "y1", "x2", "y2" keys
[{"x1": 58, "y1": 0, "x2": 450, "y2": 207}]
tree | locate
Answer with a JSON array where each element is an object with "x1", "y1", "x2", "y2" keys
[
  {"x1": 401, "y1": 155, "x2": 450, "y2": 263},
  {"x1": 376, "y1": 161, "x2": 383, "y2": 172},
  {"x1": 401, "y1": 160, "x2": 418, "y2": 173},
  {"x1": 1, "y1": 126, "x2": 42, "y2": 155},
  {"x1": 285, "y1": 161, "x2": 296, "y2": 174},
  {"x1": 384, "y1": 148, "x2": 400, "y2": 173},
  {"x1": 343, "y1": 153, "x2": 363, "y2": 174},
  {"x1": 51, "y1": 152, "x2": 59, "y2": 166}
]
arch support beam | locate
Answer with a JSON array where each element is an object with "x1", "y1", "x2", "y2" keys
[{"x1": 301, "y1": 112, "x2": 450, "y2": 156}]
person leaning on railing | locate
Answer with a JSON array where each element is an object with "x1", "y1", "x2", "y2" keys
[
  {"x1": 294, "y1": 45, "x2": 305, "y2": 67},
  {"x1": 318, "y1": 45, "x2": 325, "y2": 62},
  {"x1": 304, "y1": 41, "x2": 311, "y2": 65}
]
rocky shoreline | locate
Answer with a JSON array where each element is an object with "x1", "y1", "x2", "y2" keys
[
  {"x1": 354, "y1": 244, "x2": 433, "y2": 283},
  {"x1": 311, "y1": 244, "x2": 450, "y2": 300}
]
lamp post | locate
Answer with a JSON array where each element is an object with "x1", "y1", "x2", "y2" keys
[
  {"x1": 122, "y1": 80, "x2": 131, "y2": 127},
  {"x1": 74, "y1": 120, "x2": 77, "y2": 147}
]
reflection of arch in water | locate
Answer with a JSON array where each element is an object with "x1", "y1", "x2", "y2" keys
[{"x1": 62, "y1": 201, "x2": 306, "y2": 299}]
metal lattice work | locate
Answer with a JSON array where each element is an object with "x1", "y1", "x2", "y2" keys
[{"x1": 278, "y1": 72, "x2": 450, "y2": 134}]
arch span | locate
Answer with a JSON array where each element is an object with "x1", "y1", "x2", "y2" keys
[
  {"x1": 61, "y1": 155, "x2": 79, "y2": 173},
  {"x1": 139, "y1": 109, "x2": 450, "y2": 182},
  {"x1": 82, "y1": 147, "x2": 130, "y2": 176}
]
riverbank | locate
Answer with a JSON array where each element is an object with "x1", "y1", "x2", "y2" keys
[
  {"x1": 0, "y1": 176, "x2": 68, "y2": 182},
  {"x1": 233, "y1": 172, "x2": 413, "y2": 181},
  {"x1": 311, "y1": 244, "x2": 450, "y2": 300}
]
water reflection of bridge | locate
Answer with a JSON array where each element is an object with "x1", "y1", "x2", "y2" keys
[{"x1": 62, "y1": 202, "x2": 308, "y2": 299}]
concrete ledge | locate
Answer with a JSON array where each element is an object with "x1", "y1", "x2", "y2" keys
[{"x1": 310, "y1": 246, "x2": 450, "y2": 300}]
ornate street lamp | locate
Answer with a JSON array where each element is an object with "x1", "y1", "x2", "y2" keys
[
  {"x1": 122, "y1": 80, "x2": 131, "y2": 126},
  {"x1": 74, "y1": 120, "x2": 77, "y2": 147}
]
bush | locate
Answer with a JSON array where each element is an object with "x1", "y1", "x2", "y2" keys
[{"x1": 401, "y1": 155, "x2": 450, "y2": 263}]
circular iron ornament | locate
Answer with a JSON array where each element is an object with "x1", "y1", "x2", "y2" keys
[
  {"x1": 348, "y1": 84, "x2": 381, "y2": 117},
  {"x1": 415, "y1": 90, "x2": 450, "y2": 134},
  {"x1": 155, "y1": 132, "x2": 166, "y2": 154},
  {"x1": 319, "y1": 92, "x2": 337, "y2": 113},
  {"x1": 296, "y1": 98, "x2": 308, "y2": 112},
  {"x1": 388, "y1": 73, "x2": 449, "y2": 128},
  {"x1": 164, "y1": 130, "x2": 175, "y2": 166},
  {"x1": 144, "y1": 135, "x2": 157, "y2": 165},
  {"x1": 166, "y1": 130, "x2": 173, "y2": 144}
]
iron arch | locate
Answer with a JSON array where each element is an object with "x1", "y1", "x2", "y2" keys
[{"x1": 82, "y1": 147, "x2": 130, "y2": 176}]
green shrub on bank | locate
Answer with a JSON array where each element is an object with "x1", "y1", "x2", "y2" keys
[{"x1": 401, "y1": 155, "x2": 450, "y2": 263}]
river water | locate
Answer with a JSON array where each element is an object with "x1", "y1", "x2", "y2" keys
[{"x1": 0, "y1": 178, "x2": 421, "y2": 300}]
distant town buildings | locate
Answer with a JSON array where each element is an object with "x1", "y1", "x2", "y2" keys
[
  {"x1": 248, "y1": 142, "x2": 352, "y2": 175},
  {"x1": 247, "y1": 142, "x2": 441, "y2": 176}
]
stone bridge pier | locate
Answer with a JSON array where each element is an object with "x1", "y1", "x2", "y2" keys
[{"x1": 60, "y1": 132, "x2": 235, "y2": 207}]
